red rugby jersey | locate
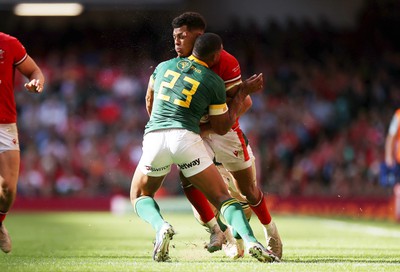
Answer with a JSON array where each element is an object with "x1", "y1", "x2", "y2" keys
[
  {"x1": 211, "y1": 49, "x2": 242, "y2": 128},
  {"x1": 0, "y1": 32, "x2": 27, "y2": 123}
]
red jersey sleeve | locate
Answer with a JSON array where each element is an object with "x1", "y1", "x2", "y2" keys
[
  {"x1": 12, "y1": 39, "x2": 27, "y2": 65},
  {"x1": 211, "y1": 50, "x2": 242, "y2": 91}
]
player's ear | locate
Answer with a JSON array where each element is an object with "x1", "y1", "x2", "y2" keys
[{"x1": 196, "y1": 30, "x2": 204, "y2": 37}]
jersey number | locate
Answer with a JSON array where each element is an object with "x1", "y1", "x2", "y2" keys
[{"x1": 157, "y1": 69, "x2": 199, "y2": 108}]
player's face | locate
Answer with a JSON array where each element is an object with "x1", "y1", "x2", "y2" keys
[{"x1": 173, "y1": 26, "x2": 203, "y2": 57}]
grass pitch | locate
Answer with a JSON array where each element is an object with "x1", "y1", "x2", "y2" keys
[{"x1": 0, "y1": 211, "x2": 399, "y2": 272}]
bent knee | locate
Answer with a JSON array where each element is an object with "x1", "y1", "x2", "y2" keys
[
  {"x1": 129, "y1": 185, "x2": 142, "y2": 205},
  {"x1": 0, "y1": 178, "x2": 17, "y2": 196}
]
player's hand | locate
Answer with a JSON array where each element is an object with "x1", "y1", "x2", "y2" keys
[
  {"x1": 241, "y1": 73, "x2": 263, "y2": 95},
  {"x1": 24, "y1": 79, "x2": 44, "y2": 93}
]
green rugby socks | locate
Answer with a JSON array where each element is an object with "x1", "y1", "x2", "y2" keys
[
  {"x1": 134, "y1": 196, "x2": 165, "y2": 232},
  {"x1": 220, "y1": 198, "x2": 257, "y2": 243}
]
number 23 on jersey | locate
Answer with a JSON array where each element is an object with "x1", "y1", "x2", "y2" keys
[{"x1": 157, "y1": 69, "x2": 200, "y2": 108}]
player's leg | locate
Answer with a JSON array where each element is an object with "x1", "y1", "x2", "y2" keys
[
  {"x1": 189, "y1": 187, "x2": 230, "y2": 253},
  {"x1": 185, "y1": 164, "x2": 278, "y2": 262},
  {"x1": 189, "y1": 176, "x2": 246, "y2": 259},
  {"x1": 230, "y1": 160, "x2": 282, "y2": 259},
  {"x1": 0, "y1": 150, "x2": 19, "y2": 212},
  {"x1": 130, "y1": 170, "x2": 175, "y2": 262},
  {"x1": 221, "y1": 205, "x2": 249, "y2": 259},
  {"x1": 214, "y1": 163, "x2": 246, "y2": 259},
  {"x1": 130, "y1": 168, "x2": 166, "y2": 232},
  {"x1": 181, "y1": 172, "x2": 216, "y2": 227},
  {"x1": 179, "y1": 137, "x2": 225, "y2": 252},
  {"x1": 176, "y1": 130, "x2": 278, "y2": 262},
  {"x1": 0, "y1": 124, "x2": 21, "y2": 254},
  {"x1": 212, "y1": 132, "x2": 273, "y2": 223},
  {"x1": 180, "y1": 171, "x2": 225, "y2": 252},
  {"x1": 130, "y1": 131, "x2": 175, "y2": 262},
  {"x1": 211, "y1": 129, "x2": 283, "y2": 259}
]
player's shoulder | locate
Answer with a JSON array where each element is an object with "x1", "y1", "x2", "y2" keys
[
  {"x1": 155, "y1": 57, "x2": 178, "y2": 71},
  {"x1": 220, "y1": 50, "x2": 240, "y2": 66},
  {"x1": 212, "y1": 49, "x2": 241, "y2": 84},
  {"x1": 0, "y1": 32, "x2": 12, "y2": 40},
  {"x1": 220, "y1": 49, "x2": 238, "y2": 61},
  {"x1": 0, "y1": 32, "x2": 20, "y2": 44},
  {"x1": 0, "y1": 32, "x2": 27, "y2": 63},
  {"x1": 160, "y1": 57, "x2": 177, "y2": 66},
  {"x1": 216, "y1": 49, "x2": 240, "y2": 73}
]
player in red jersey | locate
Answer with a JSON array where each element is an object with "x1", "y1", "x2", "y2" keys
[
  {"x1": 384, "y1": 109, "x2": 400, "y2": 220},
  {"x1": 166, "y1": 12, "x2": 283, "y2": 259},
  {"x1": 0, "y1": 32, "x2": 45, "y2": 253}
]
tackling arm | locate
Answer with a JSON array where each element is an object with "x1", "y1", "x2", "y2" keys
[
  {"x1": 227, "y1": 85, "x2": 253, "y2": 117},
  {"x1": 209, "y1": 73, "x2": 263, "y2": 135}
]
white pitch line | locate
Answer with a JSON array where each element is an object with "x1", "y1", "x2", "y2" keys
[{"x1": 322, "y1": 219, "x2": 400, "y2": 238}]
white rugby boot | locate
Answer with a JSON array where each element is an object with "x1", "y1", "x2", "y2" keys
[
  {"x1": 264, "y1": 221, "x2": 283, "y2": 259},
  {"x1": 153, "y1": 222, "x2": 175, "y2": 262},
  {"x1": 246, "y1": 241, "x2": 280, "y2": 263}
]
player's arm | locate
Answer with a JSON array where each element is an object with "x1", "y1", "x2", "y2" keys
[
  {"x1": 199, "y1": 96, "x2": 252, "y2": 137},
  {"x1": 217, "y1": 50, "x2": 253, "y2": 117},
  {"x1": 16, "y1": 55, "x2": 45, "y2": 93},
  {"x1": 145, "y1": 76, "x2": 155, "y2": 116},
  {"x1": 385, "y1": 134, "x2": 396, "y2": 167},
  {"x1": 209, "y1": 73, "x2": 263, "y2": 135},
  {"x1": 200, "y1": 85, "x2": 250, "y2": 138},
  {"x1": 385, "y1": 112, "x2": 400, "y2": 167},
  {"x1": 226, "y1": 84, "x2": 253, "y2": 117}
]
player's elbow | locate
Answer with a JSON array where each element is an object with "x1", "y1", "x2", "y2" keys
[{"x1": 209, "y1": 115, "x2": 233, "y2": 135}]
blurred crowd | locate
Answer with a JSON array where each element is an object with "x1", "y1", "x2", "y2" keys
[{"x1": 11, "y1": 1, "x2": 400, "y2": 198}]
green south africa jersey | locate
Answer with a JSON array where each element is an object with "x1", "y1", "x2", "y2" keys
[{"x1": 145, "y1": 55, "x2": 227, "y2": 135}]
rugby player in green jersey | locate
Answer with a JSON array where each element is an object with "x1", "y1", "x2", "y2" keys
[{"x1": 130, "y1": 33, "x2": 278, "y2": 263}]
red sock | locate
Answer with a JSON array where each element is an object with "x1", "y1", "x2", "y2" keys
[
  {"x1": 183, "y1": 185, "x2": 215, "y2": 223},
  {"x1": 0, "y1": 213, "x2": 6, "y2": 224},
  {"x1": 250, "y1": 193, "x2": 272, "y2": 225}
]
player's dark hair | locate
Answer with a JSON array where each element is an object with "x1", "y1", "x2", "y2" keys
[
  {"x1": 192, "y1": 33, "x2": 222, "y2": 62},
  {"x1": 171, "y1": 12, "x2": 207, "y2": 31}
]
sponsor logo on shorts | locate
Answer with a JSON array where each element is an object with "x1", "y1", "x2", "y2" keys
[
  {"x1": 178, "y1": 158, "x2": 200, "y2": 170},
  {"x1": 145, "y1": 165, "x2": 169, "y2": 172},
  {"x1": 12, "y1": 138, "x2": 18, "y2": 145}
]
